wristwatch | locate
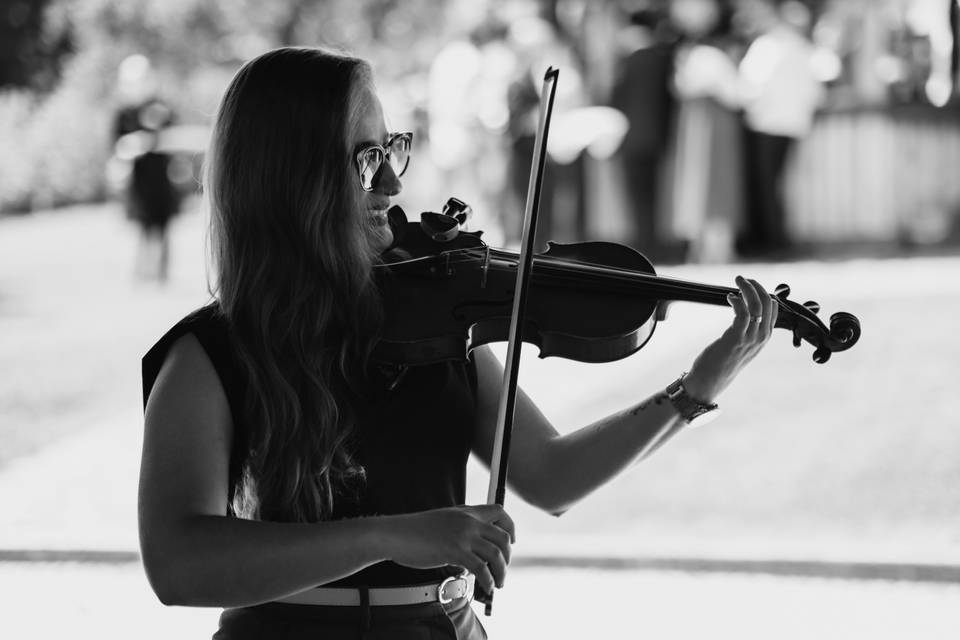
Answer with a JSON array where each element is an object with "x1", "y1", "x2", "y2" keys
[{"x1": 665, "y1": 374, "x2": 720, "y2": 426}]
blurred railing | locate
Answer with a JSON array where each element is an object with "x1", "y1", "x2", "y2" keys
[{"x1": 785, "y1": 104, "x2": 960, "y2": 244}]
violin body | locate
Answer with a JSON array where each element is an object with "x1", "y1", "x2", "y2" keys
[
  {"x1": 373, "y1": 205, "x2": 861, "y2": 366},
  {"x1": 377, "y1": 238, "x2": 661, "y2": 364}
]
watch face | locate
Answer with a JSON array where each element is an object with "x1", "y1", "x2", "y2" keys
[{"x1": 666, "y1": 380, "x2": 684, "y2": 399}]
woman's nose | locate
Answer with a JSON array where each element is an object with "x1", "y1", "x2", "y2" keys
[{"x1": 375, "y1": 161, "x2": 402, "y2": 196}]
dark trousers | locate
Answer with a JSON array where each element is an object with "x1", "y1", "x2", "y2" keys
[
  {"x1": 740, "y1": 129, "x2": 794, "y2": 255},
  {"x1": 213, "y1": 597, "x2": 486, "y2": 639}
]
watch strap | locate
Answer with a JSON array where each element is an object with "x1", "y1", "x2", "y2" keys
[{"x1": 665, "y1": 374, "x2": 718, "y2": 424}]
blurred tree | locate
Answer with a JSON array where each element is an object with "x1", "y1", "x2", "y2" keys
[
  {"x1": 1, "y1": 0, "x2": 565, "y2": 213},
  {"x1": 0, "y1": 0, "x2": 72, "y2": 90},
  {"x1": 48, "y1": 0, "x2": 451, "y2": 113}
]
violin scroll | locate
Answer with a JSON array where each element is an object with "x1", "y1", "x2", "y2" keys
[
  {"x1": 829, "y1": 311, "x2": 861, "y2": 346},
  {"x1": 773, "y1": 282, "x2": 861, "y2": 364}
]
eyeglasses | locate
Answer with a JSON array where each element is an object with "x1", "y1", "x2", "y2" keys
[{"x1": 355, "y1": 131, "x2": 413, "y2": 191}]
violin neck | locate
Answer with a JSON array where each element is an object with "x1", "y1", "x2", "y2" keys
[
  {"x1": 529, "y1": 255, "x2": 739, "y2": 307},
  {"x1": 639, "y1": 275, "x2": 739, "y2": 307}
]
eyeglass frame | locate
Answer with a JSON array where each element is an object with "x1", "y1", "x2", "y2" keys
[{"x1": 354, "y1": 131, "x2": 413, "y2": 192}]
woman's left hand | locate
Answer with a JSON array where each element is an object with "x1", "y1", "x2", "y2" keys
[{"x1": 683, "y1": 276, "x2": 778, "y2": 403}]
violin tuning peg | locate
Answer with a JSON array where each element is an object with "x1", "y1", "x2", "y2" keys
[
  {"x1": 775, "y1": 283, "x2": 791, "y2": 299},
  {"x1": 812, "y1": 348, "x2": 832, "y2": 364},
  {"x1": 792, "y1": 329, "x2": 802, "y2": 348},
  {"x1": 442, "y1": 197, "x2": 472, "y2": 226},
  {"x1": 803, "y1": 300, "x2": 821, "y2": 314}
]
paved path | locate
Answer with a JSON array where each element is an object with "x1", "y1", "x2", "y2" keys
[{"x1": 1, "y1": 561, "x2": 958, "y2": 639}]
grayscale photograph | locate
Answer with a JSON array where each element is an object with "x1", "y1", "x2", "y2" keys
[{"x1": 1, "y1": 0, "x2": 958, "y2": 638}]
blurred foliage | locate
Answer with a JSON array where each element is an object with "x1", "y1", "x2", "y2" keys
[
  {"x1": 0, "y1": 0, "x2": 515, "y2": 214},
  {"x1": 0, "y1": 0, "x2": 72, "y2": 91}
]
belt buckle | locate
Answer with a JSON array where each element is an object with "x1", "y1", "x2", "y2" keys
[{"x1": 437, "y1": 575, "x2": 461, "y2": 604}]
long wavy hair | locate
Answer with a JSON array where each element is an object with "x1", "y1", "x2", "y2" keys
[{"x1": 204, "y1": 47, "x2": 381, "y2": 522}]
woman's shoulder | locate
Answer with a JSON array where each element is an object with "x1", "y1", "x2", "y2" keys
[
  {"x1": 144, "y1": 301, "x2": 229, "y2": 361},
  {"x1": 142, "y1": 301, "x2": 236, "y2": 409},
  {"x1": 175, "y1": 301, "x2": 228, "y2": 332}
]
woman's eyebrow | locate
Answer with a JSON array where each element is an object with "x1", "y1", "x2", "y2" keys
[{"x1": 355, "y1": 132, "x2": 391, "y2": 150}]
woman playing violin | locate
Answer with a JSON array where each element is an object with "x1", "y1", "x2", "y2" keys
[{"x1": 139, "y1": 47, "x2": 778, "y2": 640}]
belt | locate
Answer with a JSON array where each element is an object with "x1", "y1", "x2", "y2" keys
[{"x1": 273, "y1": 573, "x2": 475, "y2": 607}]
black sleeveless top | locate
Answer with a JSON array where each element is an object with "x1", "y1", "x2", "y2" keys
[{"x1": 142, "y1": 302, "x2": 479, "y2": 587}]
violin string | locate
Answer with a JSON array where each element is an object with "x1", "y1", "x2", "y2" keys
[
  {"x1": 411, "y1": 247, "x2": 794, "y2": 317},
  {"x1": 487, "y1": 248, "x2": 733, "y2": 291},
  {"x1": 451, "y1": 249, "x2": 731, "y2": 300},
  {"x1": 383, "y1": 250, "x2": 831, "y2": 345},
  {"x1": 439, "y1": 247, "x2": 735, "y2": 303},
  {"x1": 535, "y1": 257, "x2": 735, "y2": 299},
  {"x1": 528, "y1": 261, "x2": 792, "y2": 313}
]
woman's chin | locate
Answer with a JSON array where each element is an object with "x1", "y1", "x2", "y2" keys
[{"x1": 367, "y1": 223, "x2": 394, "y2": 254}]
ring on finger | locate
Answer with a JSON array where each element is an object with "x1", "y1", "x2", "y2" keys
[{"x1": 750, "y1": 315, "x2": 763, "y2": 323}]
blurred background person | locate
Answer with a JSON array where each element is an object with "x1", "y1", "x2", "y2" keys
[
  {"x1": 505, "y1": 9, "x2": 589, "y2": 249},
  {"x1": 661, "y1": 0, "x2": 744, "y2": 264},
  {"x1": 735, "y1": 0, "x2": 824, "y2": 258},
  {"x1": 610, "y1": 2, "x2": 679, "y2": 261},
  {"x1": 109, "y1": 54, "x2": 180, "y2": 282},
  {"x1": 427, "y1": 3, "x2": 517, "y2": 246}
]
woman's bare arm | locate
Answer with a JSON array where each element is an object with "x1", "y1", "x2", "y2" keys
[
  {"x1": 471, "y1": 346, "x2": 684, "y2": 516},
  {"x1": 470, "y1": 277, "x2": 777, "y2": 516},
  {"x1": 139, "y1": 334, "x2": 391, "y2": 607}
]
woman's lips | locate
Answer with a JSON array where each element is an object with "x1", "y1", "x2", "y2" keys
[{"x1": 369, "y1": 209, "x2": 388, "y2": 227}]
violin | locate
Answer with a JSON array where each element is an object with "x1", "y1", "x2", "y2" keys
[{"x1": 373, "y1": 201, "x2": 862, "y2": 367}]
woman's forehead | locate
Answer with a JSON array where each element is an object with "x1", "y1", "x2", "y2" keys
[{"x1": 353, "y1": 85, "x2": 388, "y2": 141}]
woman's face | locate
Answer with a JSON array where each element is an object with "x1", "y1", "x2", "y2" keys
[{"x1": 350, "y1": 84, "x2": 402, "y2": 253}]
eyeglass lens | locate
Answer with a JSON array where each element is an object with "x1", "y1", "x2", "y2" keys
[{"x1": 359, "y1": 134, "x2": 411, "y2": 190}]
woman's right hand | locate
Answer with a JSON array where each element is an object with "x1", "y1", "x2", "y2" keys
[{"x1": 385, "y1": 505, "x2": 515, "y2": 596}]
